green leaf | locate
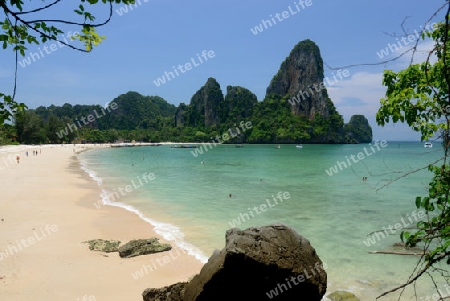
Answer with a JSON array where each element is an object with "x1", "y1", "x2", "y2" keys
[{"x1": 416, "y1": 196, "x2": 422, "y2": 208}]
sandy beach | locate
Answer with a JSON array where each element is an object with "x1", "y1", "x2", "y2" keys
[{"x1": 0, "y1": 144, "x2": 203, "y2": 301}]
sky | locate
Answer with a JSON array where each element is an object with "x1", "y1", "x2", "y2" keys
[{"x1": 0, "y1": 0, "x2": 447, "y2": 141}]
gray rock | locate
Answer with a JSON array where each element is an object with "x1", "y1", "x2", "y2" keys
[
  {"x1": 83, "y1": 239, "x2": 120, "y2": 252},
  {"x1": 142, "y1": 282, "x2": 187, "y2": 301},
  {"x1": 327, "y1": 291, "x2": 360, "y2": 301},
  {"x1": 185, "y1": 223, "x2": 327, "y2": 300},
  {"x1": 143, "y1": 223, "x2": 327, "y2": 301},
  {"x1": 176, "y1": 78, "x2": 223, "y2": 128},
  {"x1": 118, "y1": 238, "x2": 172, "y2": 258},
  {"x1": 266, "y1": 39, "x2": 331, "y2": 120}
]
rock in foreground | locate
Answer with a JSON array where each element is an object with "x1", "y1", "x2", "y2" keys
[
  {"x1": 143, "y1": 223, "x2": 327, "y2": 301},
  {"x1": 119, "y1": 238, "x2": 172, "y2": 258},
  {"x1": 83, "y1": 239, "x2": 121, "y2": 252},
  {"x1": 142, "y1": 282, "x2": 187, "y2": 301}
]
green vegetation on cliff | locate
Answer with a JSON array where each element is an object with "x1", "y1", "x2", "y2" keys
[
  {"x1": 3, "y1": 40, "x2": 372, "y2": 145},
  {"x1": 6, "y1": 87, "x2": 370, "y2": 145},
  {"x1": 344, "y1": 115, "x2": 372, "y2": 143}
]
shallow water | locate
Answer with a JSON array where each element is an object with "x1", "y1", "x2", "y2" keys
[{"x1": 79, "y1": 142, "x2": 444, "y2": 300}]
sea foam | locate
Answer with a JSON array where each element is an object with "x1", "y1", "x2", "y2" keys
[{"x1": 79, "y1": 159, "x2": 208, "y2": 263}]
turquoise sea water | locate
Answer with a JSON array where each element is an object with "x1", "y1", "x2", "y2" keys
[{"x1": 79, "y1": 142, "x2": 444, "y2": 300}]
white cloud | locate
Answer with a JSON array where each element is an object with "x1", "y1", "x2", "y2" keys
[
  {"x1": 395, "y1": 39, "x2": 437, "y2": 67},
  {"x1": 328, "y1": 71, "x2": 420, "y2": 141},
  {"x1": 338, "y1": 97, "x2": 367, "y2": 107},
  {"x1": 328, "y1": 71, "x2": 385, "y2": 120}
]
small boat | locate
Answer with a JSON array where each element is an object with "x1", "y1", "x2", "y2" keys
[
  {"x1": 424, "y1": 142, "x2": 433, "y2": 148},
  {"x1": 235, "y1": 144, "x2": 244, "y2": 148},
  {"x1": 275, "y1": 144, "x2": 281, "y2": 149},
  {"x1": 171, "y1": 145, "x2": 197, "y2": 149},
  {"x1": 296, "y1": 144, "x2": 303, "y2": 149},
  {"x1": 111, "y1": 143, "x2": 135, "y2": 148}
]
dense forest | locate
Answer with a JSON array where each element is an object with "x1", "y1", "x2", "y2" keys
[{"x1": 0, "y1": 87, "x2": 371, "y2": 145}]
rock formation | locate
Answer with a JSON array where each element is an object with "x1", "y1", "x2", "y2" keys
[
  {"x1": 171, "y1": 39, "x2": 373, "y2": 144},
  {"x1": 175, "y1": 103, "x2": 187, "y2": 127},
  {"x1": 180, "y1": 78, "x2": 224, "y2": 128},
  {"x1": 83, "y1": 238, "x2": 173, "y2": 258},
  {"x1": 118, "y1": 238, "x2": 172, "y2": 258},
  {"x1": 223, "y1": 86, "x2": 258, "y2": 122},
  {"x1": 143, "y1": 282, "x2": 187, "y2": 301},
  {"x1": 142, "y1": 223, "x2": 327, "y2": 301},
  {"x1": 343, "y1": 115, "x2": 372, "y2": 143},
  {"x1": 83, "y1": 239, "x2": 121, "y2": 252},
  {"x1": 266, "y1": 39, "x2": 333, "y2": 119}
]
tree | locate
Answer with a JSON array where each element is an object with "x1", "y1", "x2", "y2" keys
[
  {"x1": 0, "y1": 0, "x2": 133, "y2": 123},
  {"x1": 0, "y1": 122, "x2": 16, "y2": 143},
  {"x1": 376, "y1": 10, "x2": 450, "y2": 298},
  {"x1": 60, "y1": 116, "x2": 77, "y2": 142},
  {"x1": 15, "y1": 110, "x2": 45, "y2": 143},
  {"x1": 46, "y1": 114, "x2": 63, "y2": 143}
]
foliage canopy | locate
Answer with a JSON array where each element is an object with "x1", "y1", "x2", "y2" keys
[
  {"x1": 376, "y1": 17, "x2": 450, "y2": 296},
  {"x1": 0, "y1": 0, "x2": 134, "y2": 123}
]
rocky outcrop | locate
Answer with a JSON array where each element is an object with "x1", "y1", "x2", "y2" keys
[
  {"x1": 184, "y1": 78, "x2": 224, "y2": 127},
  {"x1": 143, "y1": 223, "x2": 327, "y2": 301},
  {"x1": 175, "y1": 103, "x2": 187, "y2": 127},
  {"x1": 263, "y1": 39, "x2": 347, "y2": 143},
  {"x1": 118, "y1": 238, "x2": 172, "y2": 258},
  {"x1": 223, "y1": 86, "x2": 258, "y2": 122},
  {"x1": 266, "y1": 39, "x2": 332, "y2": 119},
  {"x1": 83, "y1": 239, "x2": 120, "y2": 252},
  {"x1": 143, "y1": 282, "x2": 187, "y2": 301},
  {"x1": 343, "y1": 115, "x2": 372, "y2": 143},
  {"x1": 327, "y1": 291, "x2": 360, "y2": 301}
]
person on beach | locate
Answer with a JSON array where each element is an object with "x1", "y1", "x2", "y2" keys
[{"x1": 16, "y1": 155, "x2": 20, "y2": 164}]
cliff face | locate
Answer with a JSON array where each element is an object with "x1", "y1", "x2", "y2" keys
[
  {"x1": 174, "y1": 103, "x2": 187, "y2": 127},
  {"x1": 223, "y1": 86, "x2": 258, "y2": 122},
  {"x1": 266, "y1": 39, "x2": 330, "y2": 119},
  {"x1": 185, "y1": 77, "x2": 224, "y2": 127},
  {"x1": 172, "y1": 40, "x2": 372, "y2": 144},
  {"x1": 175, "y1": 82, "x2": 257, "y2": 129},
  {"x1": 344, "y1": 115, "x2": 373, "y2": 143}
]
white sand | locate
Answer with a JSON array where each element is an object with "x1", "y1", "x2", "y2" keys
[{"x1": 0, "y1": 144, "x2": 203, "y2": 301}]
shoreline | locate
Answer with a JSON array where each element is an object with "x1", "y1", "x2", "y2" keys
[
  {"x1": 0, "y1": 143, "x2": 433, "y2": 301},
  {"x1": 0, "y1": 144, "x2": 203, "y2": 301},
  {"x1": 77, "y1": 148, "x2": 209, "y2": 263}
]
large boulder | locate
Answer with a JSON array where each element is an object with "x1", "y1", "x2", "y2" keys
[
  {"x1": 118, "y1": 238, "x2": 171, "y2": 258},
  {"x1": 143, "y1": 223, "x2": 327, "y2": 301}
]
